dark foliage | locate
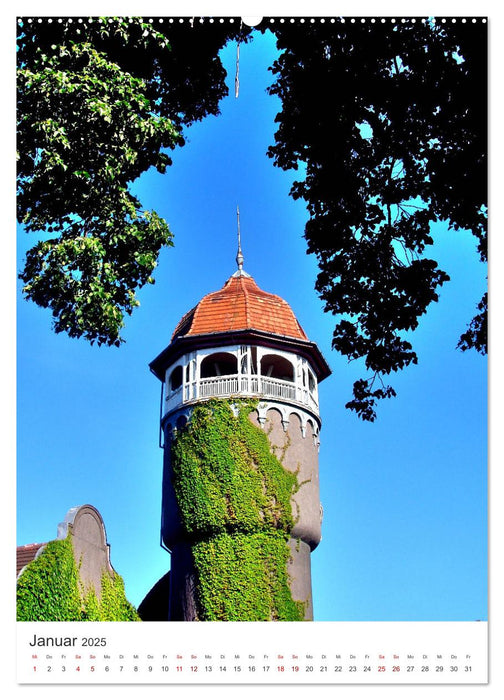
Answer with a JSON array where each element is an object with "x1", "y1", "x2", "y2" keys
[
  {"x1": 265, "y1": 18, "x2": 487, "y2": 418},
  {"x1": 17, "y1": 18, "x2": 487, "y2": 418},
  {"x1": 17, "y1": 17, "x2": 248, "y2": 346}
]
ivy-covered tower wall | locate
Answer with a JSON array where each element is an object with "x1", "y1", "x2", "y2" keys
[
  {"x1": 252, "y1": 406, "x2": 322, "y2": 619},
  {"x1": 149, "y1": 267, "x2": 331, "y2": 621},
  {"x1": 161, "y1": 398, "x2": 323, "y2": 621}
]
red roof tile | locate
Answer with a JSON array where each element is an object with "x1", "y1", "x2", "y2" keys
[
  {"x1": 172, "y1": 274, "x2": 308, "y2": 341},
  {"x1": 16, "y1": 543, "x2": 46, "y2": 576}
]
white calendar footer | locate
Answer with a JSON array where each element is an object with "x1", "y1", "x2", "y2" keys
[{"x1": 17, "y1": 620, "x2": 488, "y2": 684}]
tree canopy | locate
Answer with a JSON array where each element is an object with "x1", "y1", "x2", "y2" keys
[
  {"x1": 17, "y1": 17, "x2": 487, "y2": 418},
  {"x1": 265, "y1": 18, "x2": 487, "y2": 419},
  {"x1": 17, "y1": 17, "x2": 245, "y2": 346}
]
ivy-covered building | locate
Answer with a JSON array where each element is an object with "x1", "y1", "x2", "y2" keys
[
  {"x1": 146, "y1": 248, "x2": 330, "y2": 621},
  {"x1": 16, "y1": 504, "x2": 138, "y2": 621}
]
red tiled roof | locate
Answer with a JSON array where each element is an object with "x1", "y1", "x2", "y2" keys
[
  {"x1": 172, "y1": 274, "x2": 308, "y2": 341},
  {"x1": 16, "y1": 543, "x2": 46, "y2": 576}
]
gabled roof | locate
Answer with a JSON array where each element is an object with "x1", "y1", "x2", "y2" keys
[{"x1": 16, "y1": 543, "x2": 46, "y2": 577}]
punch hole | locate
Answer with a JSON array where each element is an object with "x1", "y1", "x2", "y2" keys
[{"x1": 241, "y1": 17, "x2": 263, "y2": 27}]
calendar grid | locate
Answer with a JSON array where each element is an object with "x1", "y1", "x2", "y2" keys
[{"x1": 17, "y1": 621, "x2": 488, "y2": 684}]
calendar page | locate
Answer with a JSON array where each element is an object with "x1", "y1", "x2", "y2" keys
[{"x1": 13, "y1": 0, "x2": 491, "y2": 693}]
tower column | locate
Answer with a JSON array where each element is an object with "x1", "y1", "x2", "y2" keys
[{"x1": 149, "y1": 263, "x2": 330, "y2": 621}]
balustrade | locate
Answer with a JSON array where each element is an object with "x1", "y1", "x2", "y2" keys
[
  {"x1": 165, "y1": 372, "x2": 318, "y2": 414},
  {"x1": 200, "y1": 375, "x2": 239, "y2": 397}
]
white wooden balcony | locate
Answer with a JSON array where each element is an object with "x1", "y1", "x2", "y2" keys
[{"x1": 164, "y1": 373, "x2": 318, "y2": 416}]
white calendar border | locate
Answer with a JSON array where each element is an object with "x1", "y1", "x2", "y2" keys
[{"x1": 5, "y1": 0, "x2": 502, "y2": 697}]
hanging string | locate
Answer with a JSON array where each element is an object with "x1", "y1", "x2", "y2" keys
[
  {"x1": 235, "y1": 42, "x2": 240, "y2": 98},
  {"x1": 235, "y1": 19, "x2": 242, "y2": 98},
  {"x1": 234, "y1": 24, "x2": 243, "y2": 272}
]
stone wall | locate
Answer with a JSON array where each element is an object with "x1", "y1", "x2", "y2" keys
[{"x1": 57, "y1": 504, "x2": 114, "y2": 598}]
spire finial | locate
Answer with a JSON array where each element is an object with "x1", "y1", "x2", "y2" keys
[
  {"x1": 236, "y1": 205, "x2": 244, "y2": 271},
  {"x1": 232, "y1": 207, "x2": 251, "y2": 278}
]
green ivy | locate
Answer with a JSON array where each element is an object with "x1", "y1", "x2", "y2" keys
[
  {"x1": 82, "y1": 571, "x2": 140, "y2": 621},
  {"x1": 17, "y1": 536, "x2": 82, "y2": 621},
  {"x1": 192, "y1": 533, "x2": 305, "y2": 621},
  {"x1": 17, "y1": 534, "x2": 140, "y2": 621},
  {"x1": 170, "y1": 399, "x2": 305, "y2": 621}
]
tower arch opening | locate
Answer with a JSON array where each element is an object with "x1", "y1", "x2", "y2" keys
[
  {"x1": 260, "y1": 354, "x2": 294, "y2": 382},
  {"x1": 176, "y1": 414, "x2": 188, "y2": 430},
  {"x1": 169, "y1": 365, "x2": 183, "y2": 392},
  {"x1": 200, "y1": 352, "x2": 238, "y2": 378}
]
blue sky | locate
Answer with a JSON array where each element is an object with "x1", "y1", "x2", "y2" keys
[{"x1": 15, "y1": 26, "x2": 487, "y2": 621}]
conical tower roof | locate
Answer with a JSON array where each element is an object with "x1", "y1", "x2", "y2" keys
[
  {"x1": 150, "y1": 267, "x2": 331, "y2": 384},
  {"x1": 172, "y1": 273, "x2": 308, "y2": 342}
]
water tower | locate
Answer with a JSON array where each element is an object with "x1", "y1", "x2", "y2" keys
[{"x1": 149, "y1": 246, "x2": 330, "y2": 620}]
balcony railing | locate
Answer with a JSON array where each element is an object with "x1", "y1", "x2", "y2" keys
[
  {"x1": 165, "y1": 373, "x2": 318, "y2": 415},
  {"x1": 200, "y1": 375, "x2": 239, "y2": 398}
]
